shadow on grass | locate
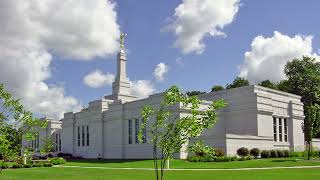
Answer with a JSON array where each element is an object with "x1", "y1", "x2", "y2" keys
[
  {"x1": 67, "y1": 159, "x2": 152, "y2": 164},
  {"x1": 271, "y1": 159, "x2": 302, "y2": 162}
]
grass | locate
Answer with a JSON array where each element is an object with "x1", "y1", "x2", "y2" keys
[
  {"x1": 1, "y1": 158, "x2": 320, "y2": 179},
  {"x1": 65, "y1": 158, "x2": 320, "y2": 169},
  {"x1": 1, "y1": 167, "x2": 320, "y2": 180}
]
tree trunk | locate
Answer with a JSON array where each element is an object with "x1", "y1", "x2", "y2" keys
[{"x1": 166, "y1": 159, "x2": 170, "y2": 169}]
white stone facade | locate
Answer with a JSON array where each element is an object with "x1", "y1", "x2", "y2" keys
[{"x1": 24, "y1": 45, "x2": 312, "y2": 159}]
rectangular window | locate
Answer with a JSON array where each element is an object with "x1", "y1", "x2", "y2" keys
[
  {"x1": 58, "y1": 134, "x2": 61, "y2": 151},
  {"x1": 284, "y1": 118, "x2": 288, "y2": 142},
  {"x1": 82, "y1": 126, "x2": 85, "y2": 146},
  {"x1": 279, "y1": 118, "x2": 283, "y2": 142},
  {"x1": 273, "y1": 117, "x2": 277, "y2": 141},
  {"x1": 135, "y1": 118, "x2": 139, "y2": 144},
  {"x1": 86, "y1": 126, "x2": 89, "y2": 146},
  {"x1": 77, "y1": 126, "x2": 80, "y2": 146},
  {"x1": 128, "y1": 120, "x2": 132, "y2": 144},
  {"x1": 55, "y1": 133, "x2": 58, "y2": 151}
]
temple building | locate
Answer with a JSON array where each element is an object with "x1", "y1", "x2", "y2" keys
[{"x1": 24, "y1": 35, "x2": 314, "y2": 159}]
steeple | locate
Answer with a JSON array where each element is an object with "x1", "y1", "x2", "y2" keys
[{"x1": 105, "y1": 33, "x2": 138, "y2": 102}]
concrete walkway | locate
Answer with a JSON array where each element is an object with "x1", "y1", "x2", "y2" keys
[{"x1": 54, "y1": 165, "x2": 320, "y2": 171}]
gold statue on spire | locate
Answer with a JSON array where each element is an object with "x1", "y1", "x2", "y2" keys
[{"x1": 120, "y1": 32, "x2": 127, "y2": 49}]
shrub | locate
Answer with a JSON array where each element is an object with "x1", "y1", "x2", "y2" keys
[
  {"x1": 43, "y1": 163, "x2": 53, "y2": 167},
  {"x1": 189, "y1": 141, "x2": 214, "y2": 158},
  {"x1": 57, "y1": 153, "x2": 73, "y2": 160},
  {"x1": 32, "y1": 163, "x2": 43, "y2": 168},
  {"x1": 276, "y1": 150, "x2": 284, "y2": 158},
  {"x1": 289, "y1": 151, "x2": 304, "y2": 157},
  {"x1": 187, "y1": 155, "x2": 238, "y2": 162},
  {"x1": 283, "y1": 150, "x2": 290, "y2": 157},
  {"x1": 237, "y1": 147, "x2": 249, "y2": 158},
  {"x1": 270, "y1": 150, "x2": 278, "y2": 158},
  {"x1": 23, "y1": 164, "x2": 32, "y2": 168},
  {"x1": 214, "y1": 148, "x2": 225, "y2": 157},
  {"x1": 49, "y1": 157, "x2": 66, "y2": 165},
  {"x1": 250, "y1": 148, "x2": 260, "y2": 158},
  {"x1": 1, "y1": 162, "x2": 9, "y2": 169},
  {"x1": 14, "y1": 156, "x2": 24, "y2": 165},
  {"x1": 11, "y1": 163, "x2": 23, "y2": 169},
  {"x1": 261, "y1": 150, "x2": 271, "y2": 158}
]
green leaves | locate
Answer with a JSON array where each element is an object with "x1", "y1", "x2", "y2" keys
[
  {"x1": 139, "y1": 85, "x2": 225, "y2": 179},
  {"x1": 0, "y1": 83, "x2": 47, "y2": 160}
]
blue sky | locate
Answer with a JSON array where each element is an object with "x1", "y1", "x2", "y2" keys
[
  {"x1": 51, "y1": 0, "x2": 320, "y2": 104},
  {"x1": 1, "y1": 0, "x2": 320, "y2": 119}
]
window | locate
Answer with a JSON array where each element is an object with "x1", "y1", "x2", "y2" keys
[
  {"x1": 279, "y1": 118, "x2": 283, "y2": 142},
  {"x1": 135, "y1": 118, "x2": 139, "y2": 144},
  {"x1": 128, "y1": 120, "x2": 132, "y2": 144},
  {"x1": 58, "y1": 134, "x2": 61, "y2": 151},
  {"x1": 273, "y1": 117, "x2": 277, "y2": 141},
  {"x1": 55, "y1": 133, "x2": 59, "y2": 151},
  {"x1": 82, "y1": 126, "x2": 85, "y2": 146},
  {"x1": 86, "y1": 126, "x2": 89, "y2": 146},
  {"x1": 284, "y1": 119, "x2": 288, "y2": 142},
  {"x1": 77, "y1": 126, "x2": 80, "y2": 146}
]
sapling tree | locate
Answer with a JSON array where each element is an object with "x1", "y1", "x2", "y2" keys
[
  {"x1": 138, "y1": 86, "x2": 225, "y2": 180},
  {"x1": 0, "y1": 84, "x2": 47, "y2": 173}
]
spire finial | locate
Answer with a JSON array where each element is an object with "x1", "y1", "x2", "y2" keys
[{"x1": 120, "y1": 32, "x2": 127, "y2": 49}]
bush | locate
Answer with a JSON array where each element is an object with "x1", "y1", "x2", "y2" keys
[
  {"x1": 270, "y1": 150, "x2": 278, "y2": 158},
  {"x1": 1, "y1": 162, "x2": 9, "y2": 169},
  {"x1": 32, "y1": 163, "x2": 43, "y2": 168},
  {"x1": 189, "y1": 141, "x2": 214, "y2": 158},
  {"x1": 283, "y1": 150, "x2": 290, "y2": 157},
  {"x1": 57, "y1": 153, "x2": 73, "y2": 159},
  {"x1": 49, "y1": 157, "x2": 66, "y2": 165},
  {"x1": 14, "y1": 156, "x2": 24, "y2": 165},
  {"x1": 187, "y1": 155, "x2": 238, "y2": 162},
  {"x1": 43, "y1": 163, "x2": 53, "y2": 167},
  {"x1": 261, "y1": 150, "x2": 271, "y2": 158},
  {"x1": 276, "y1": 150, "x2": 284, "y2": 158},
  {"x1": 23, "y1": 164, "x2": 32, "y2": 168},
  {"x1": 237, "y1": 147, "x2": 249, "y2": 158},
  {"x1": 214, "y1": 148, "x2": 225, "y2": 157},
  {"x1": 289, "y1": 151, "x2": 304, "y2": 157},
  {"x1": 250, "y1": 148, "x2": 260, "y2": 158},
  {"x1": 11, "y1": 163, "x2": 23, "y2": 169}
]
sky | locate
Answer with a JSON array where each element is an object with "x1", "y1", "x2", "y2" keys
[{"x1": 0, "y1": 0, "x2": 320, "y2": 120}]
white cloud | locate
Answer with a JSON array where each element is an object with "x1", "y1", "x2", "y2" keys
[
  {"x1": 0, "y1": 0, "x2": 120, "y2": 119},
  {"x1": 239, "y1": 31, "x2": 319, "y2": 84},
  {"x1": 130, "y1": 80, "x2": 156, "y2": 98},
  {"x1": 83, "y1": 70, "x2": 115, "y2": 88},
  {"x1": 165, "y1": 0, "x2": 240, "y2": 54},
  {"x1": 154, "y1": 63, "x2": 169, "y2": 82}
]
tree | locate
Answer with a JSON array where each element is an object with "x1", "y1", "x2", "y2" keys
[
  {"x1": 186, "y1": 91, "x2": 206, "y2": 96},
  {"x1": 226, "y1": 77, "x2": 249, "y2": 89},
  {"x1": 0, "y1": 84, "x2": 47, "y2": 173},
  {"x1": 139, "y1": 86, "x2": 225, "y2": 180},
  {"x1": 258, "y1": 80, "x2": 278, "y2": 90},
  {"x1": 211, "y1": 85, "x2": 225, "y2": 92},
  {"x1": 284, "y1": 56, "x2": 320, "y2": 160}
]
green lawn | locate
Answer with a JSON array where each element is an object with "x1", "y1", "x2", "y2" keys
[
  {"x1": 65, "y1": 158, "x2": 320, "y2": 169},
  {"x1": 1, "y1": 167, "x2": 320, "y2": 180},
  {"x1": 1, "y1": 158, "x2": 320, "y2": 180}
]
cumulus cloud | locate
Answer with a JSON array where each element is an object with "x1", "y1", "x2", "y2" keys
[
  {"x1": 239, "y1": 31, "x2": 319, "y2": 84},
  {"x1": 165, "y1": 0, "x2": 240, "y2": 54},
  {"x1": 83, "y1": 70, "x2": 115, "y2": 88},
  {"x1": 154, "y1": 63, "x2": 169, "y2": 82},
  {"x1": 130, "y1": 80, "x2": 156, "y2": 98},
  {"x1": 0, "y1": 0, "x2": 120, "y2": 119}
]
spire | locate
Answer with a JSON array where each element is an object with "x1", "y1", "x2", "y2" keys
[{"x1": 105, "y1": 32, "x2": 138, "y2": 102}]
